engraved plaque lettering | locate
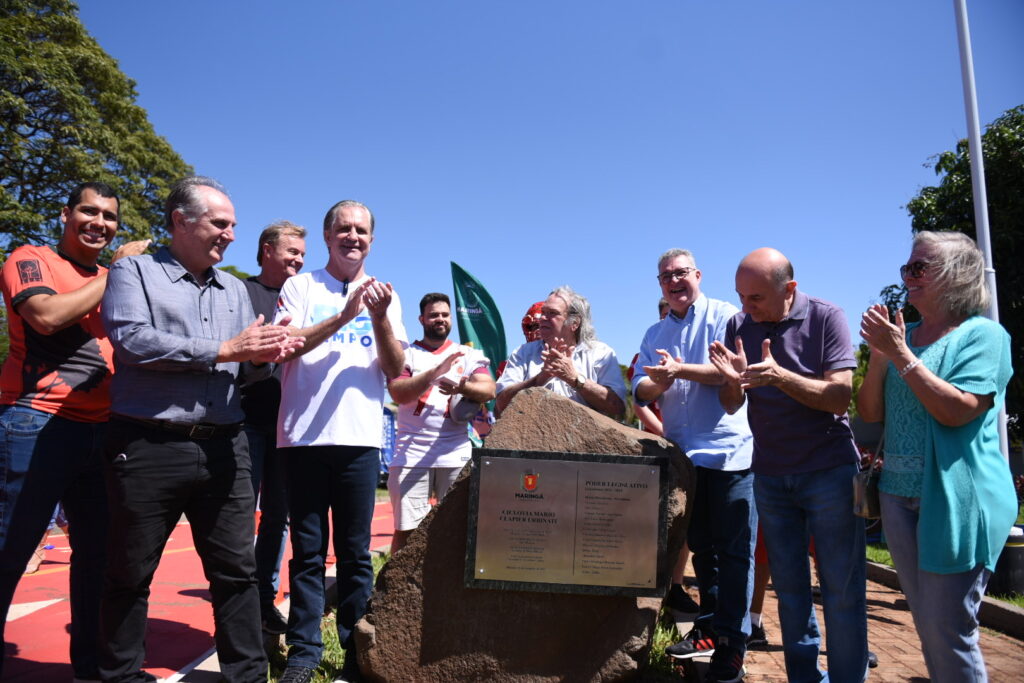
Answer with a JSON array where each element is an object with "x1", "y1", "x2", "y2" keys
[{"x1": 466, "y1": 449, "x2": 667, "y2": 596}]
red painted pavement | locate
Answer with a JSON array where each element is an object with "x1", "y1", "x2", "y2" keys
[{"x1": 4, "y1": 500, "x2": 394, "y2": 682}]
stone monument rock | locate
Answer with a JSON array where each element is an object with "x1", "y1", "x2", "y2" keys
[{"x1": 354, "y1": 388, "x2": 694, "y2": 682}]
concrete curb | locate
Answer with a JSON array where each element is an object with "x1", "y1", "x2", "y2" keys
[{"x1": 867, "y1": 560, "x2": 1024, "y2": 640}]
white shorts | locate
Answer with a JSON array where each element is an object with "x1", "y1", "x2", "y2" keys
[{"x1": 387, "y1": 465, "x2": 464, "y2": 531}]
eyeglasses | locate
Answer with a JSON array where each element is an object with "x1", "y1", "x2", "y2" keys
[
  {"x1": 899, "y1": 261, "x2": 929, "y2": 280},
  {"x1": 657, "y1": 267, "x2": 695, "y2": 284}
]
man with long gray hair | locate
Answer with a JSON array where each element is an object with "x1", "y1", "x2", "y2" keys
[{"x1": 496, "y1": 285, "x2": 625, "y2": 419}]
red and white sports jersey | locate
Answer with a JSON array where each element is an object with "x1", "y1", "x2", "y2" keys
[
  {"x1": 0, "y1": 245, "x2": 114, "y2": 422},
  {"x1": 392, "y1": 340, "x2": 490, "y2": 468}
]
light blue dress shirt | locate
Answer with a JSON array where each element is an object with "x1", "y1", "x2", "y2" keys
[{"x1": 631, "y1": 294, "x2": 753, "y2": 471}]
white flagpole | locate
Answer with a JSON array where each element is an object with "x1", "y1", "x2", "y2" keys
[{"x1": 952, "y1": 0, "x2": 1008, "y2": 459}]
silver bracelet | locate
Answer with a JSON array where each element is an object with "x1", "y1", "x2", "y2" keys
[{"x1": 898, "y1": 358, "x2": 922, "y2": 378}]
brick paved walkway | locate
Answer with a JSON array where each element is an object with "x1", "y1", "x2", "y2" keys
[
  {"x1": 746, "y1": 577, "x2": 1021, "y2": 681},
  {"x1": 674, "y1": 571, "x2": 1023, "y2": 681}
]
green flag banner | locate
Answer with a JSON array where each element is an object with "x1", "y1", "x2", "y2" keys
[{"x1": 450, "y1": 261, "x2": 506, "y2": 380}]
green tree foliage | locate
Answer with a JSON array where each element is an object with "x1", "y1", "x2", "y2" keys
[
  {"x1": 0, "y1": 0, "x2": 192, "y2": 265},
  {"x1": 879, "y1": 105, "x2": 1023, "y2": 433},
  {"x1": 218, "y1": 265, "x2": 252, "y2": 281}
]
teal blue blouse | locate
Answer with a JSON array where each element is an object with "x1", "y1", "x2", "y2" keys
[
  {"x1": 885, "y1": 316, "x2": 1016, "y2": 574},
  {"x1": 880, "y1": 335, "x2": 955, "y2": 497}
]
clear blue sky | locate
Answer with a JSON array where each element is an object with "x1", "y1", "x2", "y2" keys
[{"x1": 78, "y1": 1, "x2": 1023, "y2": 365}]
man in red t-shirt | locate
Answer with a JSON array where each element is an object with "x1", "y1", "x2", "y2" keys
[{"x1": 0, "y1": 182, "x2": 148, "y2": 681}]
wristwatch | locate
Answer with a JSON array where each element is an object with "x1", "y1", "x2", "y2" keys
[{"x1": 573, "y1": 375, "x2": 585, "y2": 390}]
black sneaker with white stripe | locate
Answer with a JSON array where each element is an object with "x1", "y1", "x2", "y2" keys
[{"x1": 665, "y1": 625, "x2": 717, "y2": 660}]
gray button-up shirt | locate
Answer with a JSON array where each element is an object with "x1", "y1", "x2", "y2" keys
[{"x1": 101, "y1": 246, "x2": 267, "y2": 424}]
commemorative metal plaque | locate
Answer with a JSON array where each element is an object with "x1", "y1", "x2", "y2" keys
[{"x1": 465, "y1": 448, "x2": 669, "y2": 596}]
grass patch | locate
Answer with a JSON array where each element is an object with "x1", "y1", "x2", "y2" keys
[
  {"x1": 988, "y1": 592, "x2": 1024, "y2": 609},
  {"x1": 643, "y1": 611, "x2": 682, "y2": 681},
  {"x1": 267, "y1": 613, "x2": 347, "y2": 683},
  {"x1": 865, "y1": 543, "x2": 894, "y2": 567}
]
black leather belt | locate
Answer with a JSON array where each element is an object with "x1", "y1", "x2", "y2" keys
[{"x1": 114, "y1": 415, "x2": 242, "y2": 440}]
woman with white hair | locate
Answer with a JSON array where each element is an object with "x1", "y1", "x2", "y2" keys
[{"x1": 857, "y1": 230, "x2": 1015, "y2": 682}]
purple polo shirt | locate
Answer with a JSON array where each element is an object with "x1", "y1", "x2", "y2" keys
[{"x1": 724, "y1": 290, "x2": 859, "y2": 476}]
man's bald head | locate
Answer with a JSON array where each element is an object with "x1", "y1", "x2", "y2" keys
[
  {"x1": 735, "y1": 247, "x2": 797, "y2": 323},
  {"x1": 738, "y1": 247, "x2": 794, "y2": 286}
]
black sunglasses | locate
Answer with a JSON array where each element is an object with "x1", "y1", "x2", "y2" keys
[{"x1": 899, "y1": 260, "x2": 929, "y2": 280}]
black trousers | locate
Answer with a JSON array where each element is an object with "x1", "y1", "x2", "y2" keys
[{"x1": 98, "y1": 418, "x2": 267, "y2": 683}]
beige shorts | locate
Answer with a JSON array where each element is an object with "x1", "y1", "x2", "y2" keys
[{"x1": 387, "y1": 465, "x2": 464, "y2": 531}]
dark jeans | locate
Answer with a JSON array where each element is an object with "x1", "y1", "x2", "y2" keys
[
  {"x1": 687, "y1": 465, "x2": 756, "y2": 648},
  {"x1": 283, "y1": 445, "x2": 378, "y2": 668},
  {"x1": 0, "y1": 405, "x2": 107, "y2": 679},
  {"x1": 245, "y1": 426, "x2": 289, "y2": 604},
  {"x1": 99, "y1": 418, "x2": 267, "y2": 683}
]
